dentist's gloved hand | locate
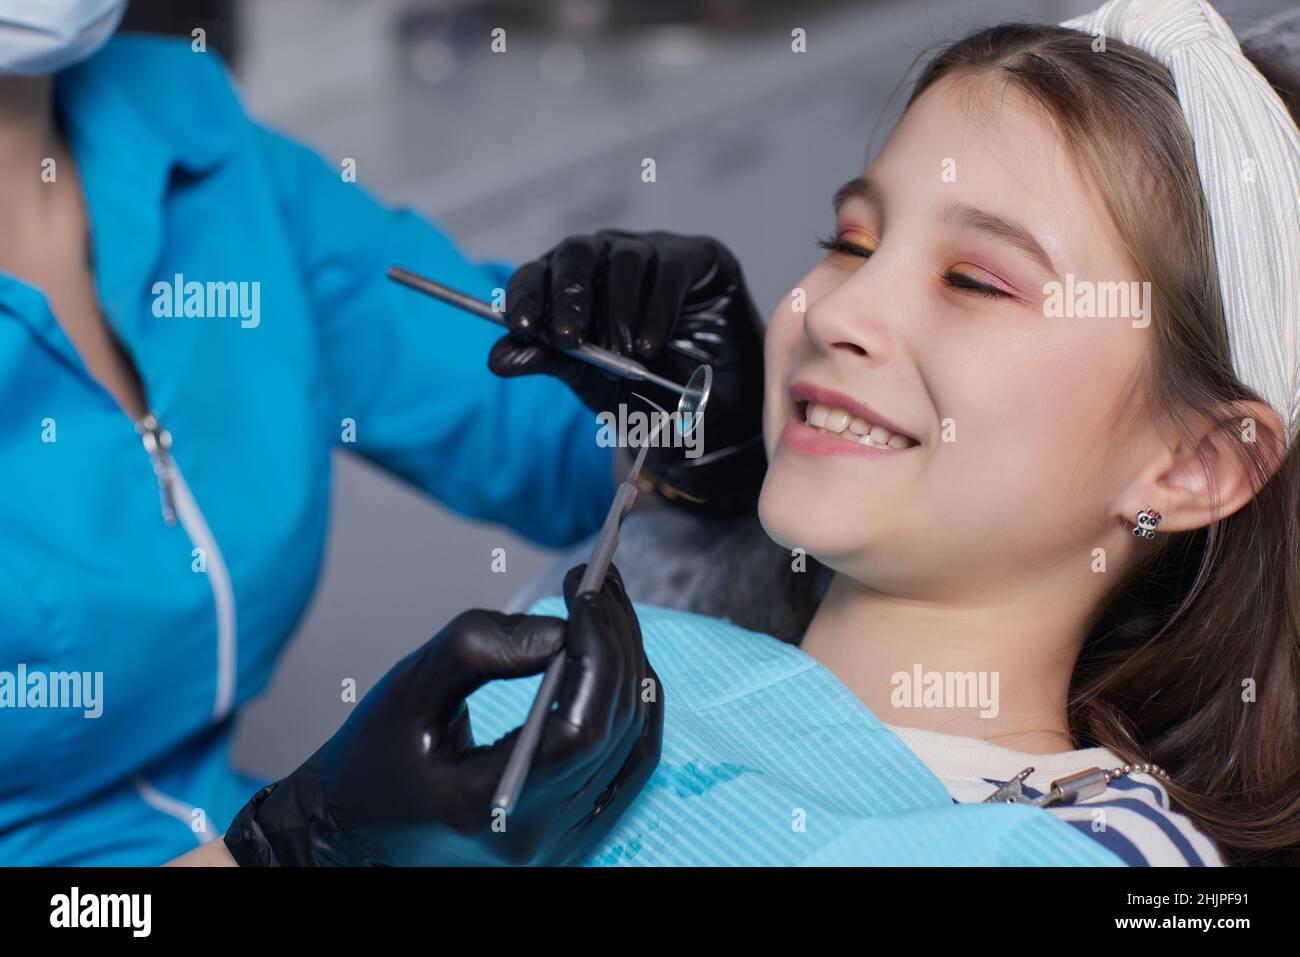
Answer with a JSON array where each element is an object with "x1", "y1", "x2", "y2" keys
[
  {"x1": 489, "y1": 230, "x2": 766, "y2": 514},
  {"x1": 222, "y1": 563, "x2": 662, "y2": 866}
]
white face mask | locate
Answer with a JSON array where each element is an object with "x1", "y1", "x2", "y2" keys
[{"x1": 0, "y1": 0, "x2": 128, "y2": 75}]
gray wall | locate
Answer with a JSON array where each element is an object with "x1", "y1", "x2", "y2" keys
[{"x1": 229, "y1": 0, "x2": 1295, "y2": 776}]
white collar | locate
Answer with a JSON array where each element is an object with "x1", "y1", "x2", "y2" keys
[{"x1": 885, "y1": 722, "x2": 1127, "y2": 790}]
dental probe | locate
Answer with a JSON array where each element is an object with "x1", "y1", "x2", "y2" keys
[{"x1": 491, "y1": 396, "x2": 673, "y2": 815}]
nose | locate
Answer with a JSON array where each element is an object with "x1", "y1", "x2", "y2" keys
[{"x1": 801, "y1": 267, "x2": 897, "y2": 366}]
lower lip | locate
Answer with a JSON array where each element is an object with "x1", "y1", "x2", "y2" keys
[{"x1": 780, "y1": 418, "x2": 913, "y2": 458}]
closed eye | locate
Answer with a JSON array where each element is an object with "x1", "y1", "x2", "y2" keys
[
  {"x1": 941, "y1": 270, "x2": 1010, "y2": 300},
  {"x1": 815, "y1": 234, "x2": 1012, "y2": 300},
  {"x1": 816, "y1": 234, "x2": 873, "y2": 259}
]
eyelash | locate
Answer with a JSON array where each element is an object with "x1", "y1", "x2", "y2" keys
[{"x1": 815, "y1": 234, "x2": 1010, "y2": 300}]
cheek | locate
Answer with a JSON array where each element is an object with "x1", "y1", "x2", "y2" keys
[
  {"x1": 926, "y1": 326, "x2": 1138, "y2": 525},
  {"x1": 766, "y1": 292, "x2": 805, "y2": 360},
  {"x1": 761, "y1": 293, "x2": 806, "y2": 449}
]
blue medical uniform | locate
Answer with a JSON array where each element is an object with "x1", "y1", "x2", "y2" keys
[{"x1": 0, "y1": 35, "x2": 614, "y2": 865}]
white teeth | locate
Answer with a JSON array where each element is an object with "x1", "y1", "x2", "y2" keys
[{"x1": 802, "y1": 400, "x2": 916, "y2": 449}]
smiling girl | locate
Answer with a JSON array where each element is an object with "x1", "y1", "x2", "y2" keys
[
  {"x1": 502, "y1": 0, "x2": 1298, "y2": 867},
  {"x1": 755, "y1": 4, "x2": 1299, "y2": 866}
]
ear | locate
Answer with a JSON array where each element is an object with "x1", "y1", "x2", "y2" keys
[{"x1": 1135, "y1": 400, "x2": 1286, "y2": 533}]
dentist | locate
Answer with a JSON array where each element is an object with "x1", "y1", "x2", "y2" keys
[{"x1": 0, "y1": 1, "x2": 765, "y2": 864}]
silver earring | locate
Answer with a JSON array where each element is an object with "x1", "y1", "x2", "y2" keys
[{"x1": 1133, "y1": 507, "x2": 1162, "y2": 539}]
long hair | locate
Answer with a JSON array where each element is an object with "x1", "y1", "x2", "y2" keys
[{"x1": 771, "y1": 22, "x2": 1299, "y2": 866}]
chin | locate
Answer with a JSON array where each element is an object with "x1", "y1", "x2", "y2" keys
[{"x1": 757, "y1": 468, "x2": 868, "y2": 561}]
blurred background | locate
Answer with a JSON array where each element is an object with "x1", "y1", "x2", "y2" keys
[{"x1": 119, "y1": 0, "x2": 1295, "y2": 777}]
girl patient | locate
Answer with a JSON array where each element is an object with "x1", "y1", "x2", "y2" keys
[{"x1": 491, "y1": 0, "x2": 1299, "y2": 867}]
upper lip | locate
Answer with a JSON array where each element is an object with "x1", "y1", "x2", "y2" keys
[{"x1": 789, "y1": 380, "x2": 919, "y2": 442}]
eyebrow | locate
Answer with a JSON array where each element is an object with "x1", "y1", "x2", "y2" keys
[
  {"x1": 938, "y1": 202, "x2": 1060, "y2": 278},
  {"x1": 832, "y1": 175, "x2": 882, "y2": 213},
  {"x1": 831, "y1": 175, "x2": 1061, "y2": 278}
]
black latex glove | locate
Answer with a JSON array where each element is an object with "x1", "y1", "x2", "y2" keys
[
  {"x1": 488, "y1": 230, "x2": 766, "y2": 513},
  {"x1": 222, "y1": 563, "x2": 663, "y2": 866}
]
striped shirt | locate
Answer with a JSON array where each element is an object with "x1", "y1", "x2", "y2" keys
[{"x1": 887, "y1": 724, "x2": 1224, "y2": 866}]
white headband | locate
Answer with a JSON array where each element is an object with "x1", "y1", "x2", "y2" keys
[{"x1": 1061, "y1": 0, "x2": 1300, "y2": 446}]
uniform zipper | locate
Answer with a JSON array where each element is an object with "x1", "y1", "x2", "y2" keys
[
  {"x1": 137, "y1": 412, "x2": 177, "y2": 526},
  {"x1": 134, "y1": 409, "x2": 238, "y2": 721}
]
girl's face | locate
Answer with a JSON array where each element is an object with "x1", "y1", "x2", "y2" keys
[{"x1": 759, "y1": 75, "x2": 1157, "y2": 599}]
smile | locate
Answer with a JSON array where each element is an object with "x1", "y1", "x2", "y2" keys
[
  {"x1": 800, "y1": 399, "x2": 917, "y2": 448},
  {"x1": 781, "y1": 382, "x2": 920, "y2": 457}
]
